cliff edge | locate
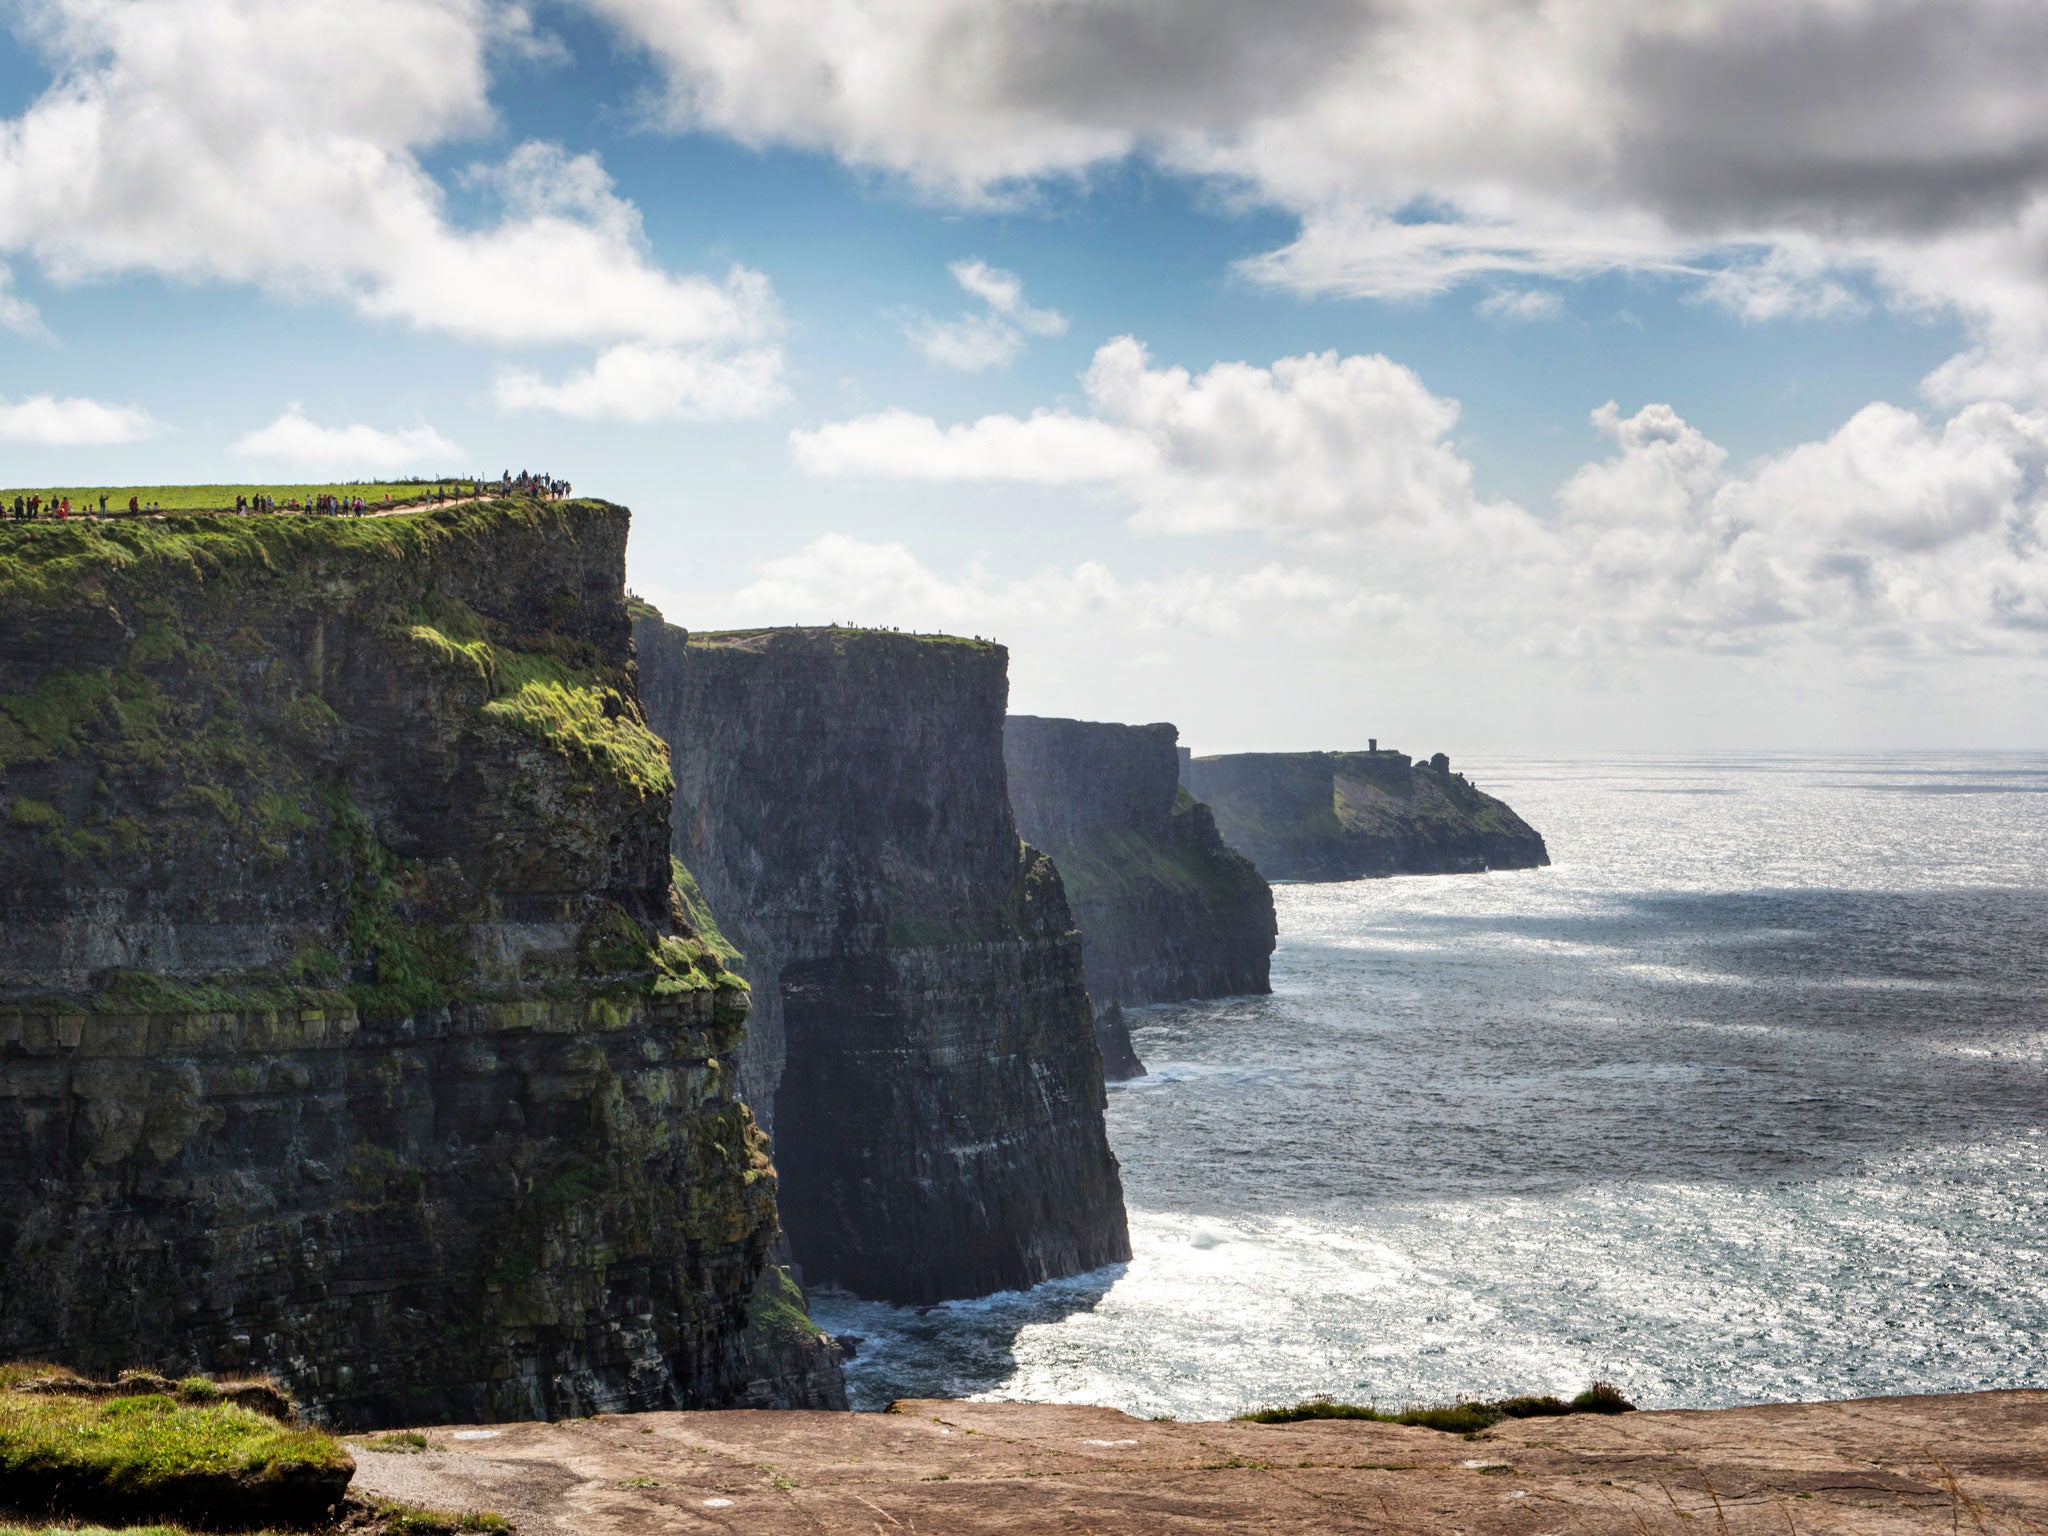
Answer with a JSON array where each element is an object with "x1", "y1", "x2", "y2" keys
[
  {"x1": 634, "y1": 614, "x2": 1130, "y2": 1306},
  {"x1": 0, "y1": 501, "x2": 779, "y2": 1426},
  {"x1": 1181, "y1": 749, "x2": 1549, "y2": 881},
  {"x1": 1004, "y1": 715, "x2": 1275, "y2": 1075}
]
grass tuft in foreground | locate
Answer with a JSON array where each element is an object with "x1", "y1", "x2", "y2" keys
[
  {"x1": 1237, "y1": 1382, "x2": 1635, "y2": 1433},
  {"x1": 0, "y1": 1373, "x2": 351, "y2": 1527}
]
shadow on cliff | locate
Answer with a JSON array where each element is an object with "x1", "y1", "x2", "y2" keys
[{"x1": 805, "y1": 1264, "x2": 1128, "y2": 1411}]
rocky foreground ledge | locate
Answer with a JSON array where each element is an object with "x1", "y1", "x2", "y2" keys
[{"x1": 347, "y1": 1391, "x2": 2046, "y2": 1535}]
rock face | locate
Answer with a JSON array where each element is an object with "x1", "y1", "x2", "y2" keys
[
  {"x1": 633, "y1": 615, "x2": 1131, "y2": 1306},
  {"x1": 1003, "y1": 716, "x2": 1274, "y2": 1074},
  {"x1": 0, "y1": 501, "x2": 783, "y2": 1427},
  {"x1": 1181, "y1": 749, "x2": 1549, "y2": 881}
]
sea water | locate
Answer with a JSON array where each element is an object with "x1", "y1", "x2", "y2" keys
[{"x1": 809, "y1": 753, "x2": 2048, "y2": 1417}]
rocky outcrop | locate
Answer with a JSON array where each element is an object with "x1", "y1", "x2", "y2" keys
[
  {"x1": 1004, "y1": 716, "x2": 1274, "y2": 1073},
  {"x1": 1181, "y1": 748, "x2": 1548, "y2": 881},
  {"x1": 633, "y1": 616, "x2": 1130, "y2": 1306},
  {"x1": 0, "y1": 501, "x2": 783, "y2": 1426}
]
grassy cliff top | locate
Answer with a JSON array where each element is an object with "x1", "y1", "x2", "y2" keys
[
  {"x1": 0, "y1": 481, "x2": 472, "y2": 512},
  {"x1": 689, "y1": 625, "x2": 1001, "y2": 653},
  {"x1": 0, "y1": 497, "x2": 618, "y2": 608},
  {"x1": 1189, "y1": 748, "x2": 1411, "y2": 764}
]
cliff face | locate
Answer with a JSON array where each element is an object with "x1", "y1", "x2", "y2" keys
[
  {"x1": 633, "y1": 616, "x2": 1130, "y2": 1306},
  {"x1": 1004, "y1": 716, "x2": 1275, "y2": 1058},
  {"x1": 1181, "y1": 749, "x2": 1549, "y2": 881},
  {"x1": 0, "y1": 502, "x2": 780, "y2": 1427}
]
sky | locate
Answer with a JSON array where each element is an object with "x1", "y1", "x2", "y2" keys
[{"x1": 2, "y1": 1, "x2": 2047, "y2": 753}]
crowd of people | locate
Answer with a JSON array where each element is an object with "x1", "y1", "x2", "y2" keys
[
  {"x1": 3, "y1": 472, "x2": 573, "y2": 525},
  {"x1": 9, "y1": 493, "x2": 115, "y2": 519},
  {"x1": 501, "y1": 469, "x2": 570, "y2": 499}
]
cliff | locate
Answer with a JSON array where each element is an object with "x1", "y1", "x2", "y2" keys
[
  {"x1": 0, "y1": 501, "x2": 781, "y2": 1427},
  {"x1": 1181, "y1": 749, "x2": 1549, "y2": 881},
  {"x1": 1003, "y1": 716, "x2": 1274, "y2": 1072},
  {"x1": 632, "y1": 614, "x2": 1130, "y2": 1306}
]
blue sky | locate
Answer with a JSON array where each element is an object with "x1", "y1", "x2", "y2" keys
[{"x1": 2, "y1": 0, "x2": 2044, "y2": 751}]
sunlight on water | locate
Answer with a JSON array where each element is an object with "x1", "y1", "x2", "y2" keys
[{"x1": 811, "y1": 752, "x2": 2048, "y2": 1416}]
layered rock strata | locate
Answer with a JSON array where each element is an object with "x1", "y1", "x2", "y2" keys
[
  {"x1": 0, "y1": 501, "x2": 786, "y2": 1426},
  {"x1": 633, "y1": 615, "x2": 1130, "y2": 1305},
  {"x1": 1004, "y1": 715, "x2": 1274, "y2": 1076},
  {"x1": 1181, "y1": 749, "x2": 1549, "y2": 881}
]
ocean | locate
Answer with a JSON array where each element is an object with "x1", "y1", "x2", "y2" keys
[{"x1": 809, "y1": 753, "x2": 2048, "y2": 1417}]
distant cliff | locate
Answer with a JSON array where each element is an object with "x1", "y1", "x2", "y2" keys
[
  {"x1": 0, "y1": 501, "x2": 783, "y2": 1427},
  {"x1": 1181, "y1": 749, "x2": 1549, "y2": 881},
  {"x1": 1004, "y1": 716, "x2": 1274, "y2": 1074},
  {"x1": 633, "y1": 615, "x2": 1130, "y2": 1306}
]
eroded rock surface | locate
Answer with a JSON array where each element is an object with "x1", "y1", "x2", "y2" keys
[
  {"x1": 343, "y1": 1391, "x2": 2048, "y2": 1536},
  {"x1": 0, "y1": 502, "x2": 778, "y2": 1425},
  {"x1": 633, "y1": 617, "x2": 1130, "y2": 1305}
]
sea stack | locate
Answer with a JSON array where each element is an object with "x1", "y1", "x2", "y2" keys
[
  {"x1": 1004, "y1": 715, "x2": 1276, "y2": 1078},
  {"x1": 0, "y1": 501, "x2": 781, "y2": 1426},
  {"x1": 1181, "y1": 748, "x2": 1549, "y2": 881},
  {"x1": 633, "y1": 614, "x2": 1130, "y2": 1306}
]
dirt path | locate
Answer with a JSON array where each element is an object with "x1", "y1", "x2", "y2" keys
[
  {"x1": 5, "y1": 492, "x2": 546, "y2": 526},
  {"x1": 344, "y1": 1390, "x2": 2048, "y2": 1535}
]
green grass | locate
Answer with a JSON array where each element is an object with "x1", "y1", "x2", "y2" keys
[
  {"x1": 403, "y1": 593, "x2": 674, "y2": 802},
  {"x1": 482, "y1": 650, "x2": 673, "y2": 800},
  {"x1": 744, "y1": 1265, "x2": 827, "y2": 1351},
  {"x1": 365, "y1": 1504, "x2": 510, "y2": 1535},
  {"x1": 0, "y1": 1390, "x2": 348, "y2": 1504},
  {"x1": 362, "y1": 1432, "x2": 433, "y2": 1455},
  {"x1": 1237, "y1": 1383, "x2": 1635, "y2": 1432},
  {"x1": 691, "y1": 625, "x2": 1000, "y2": 652},
  {"x1": 0, "y1": 497, "x2": 602, "y2": 611},
  {"x1": 672, "y1": 858, "x2": 743, "y2": 966},
  {"x1": 0, "y1": 481, "x2": 472, "y2": 514}
]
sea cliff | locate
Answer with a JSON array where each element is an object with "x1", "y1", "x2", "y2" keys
[
  {"x1": 0, "y1": 501, "x2": 782, "y2": 1426},
  {"x1": 1181, "y1": 749, "x2": 1548, "y2": 881},
  {"x1": 1004, "y1": 715, "x2": 1274, "y2": 1076},
  {"x1": 633, "y1": 614, "x2": 1130, "y2": 1306}
]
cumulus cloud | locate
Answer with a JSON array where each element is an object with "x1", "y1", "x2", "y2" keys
[
  {"x1": 0, "y1": 1, "x2": 781, "y2": 389},
  {"x1": 668, "y1": 533, "x2": 1363, "y2": 656},
  {"x1": 902, "y1": 258, "x2": 1068, "y2": 371},
  {"x1": 231, "y1": 406, "x2": 459, "y2": 474},
  {"x1": 791, "y1": 337, "x2": 2048, "y2": 657},
  {"x1": 0, "y1": 393, "x2": 161, "y2": 445},
  {"x1": 582, "y1": 0, "x2": 2048, "y2": 403},
  {"x1": 797, "y1": 336, "x2": 1516, "y2": 544},
  {"x1": 493, "y1": 342, "x2": 789, "y2": 421}
]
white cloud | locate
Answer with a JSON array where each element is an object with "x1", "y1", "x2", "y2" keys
[
  {"x1": 904, "y1": 312, "x2": 1029, "y2": 372},
  {"x1": 901, "y1": 257, "x2": 1066, "y2": 371},
  {"x1": 1476, "y1": 288, "x2": 1563, "y2": 323},
  {"x1": 493, "y1": 342, "x2": 789, "y2": 422},
  {"x1": 793, "y1": 404, "x2": 1155, "y2": 482},
  {"x1": 1553, "y1": 398, "x2": 2048, "y2": 650},
  {"x1": 0, "y1": 393, "x2": 161, "y2": 445},
  {"x1": 791, "y1": 335, "x2": 2048, "y2": 657},
  {"x1": 666, "y1": 532, "x2": 1356, "y2": 646},
  {"x1": 583, "y1": 0, "x2": 2048, "y2": 404},
  {"x1": 0, "y1": 1, "x2": 779, "y2": 374},
  {"x1": 231, "y1": 406, "x2": 459, "y2": 474},
  {"x1": 0, "y1": 264, "x2": 45, "y2": 338},
  {"x1": 798, "y1": 336, "x2": 1514, "y2": 544},
  {"x1": 951, "y1": 259, "x2": 1066, "y2": 336}
]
